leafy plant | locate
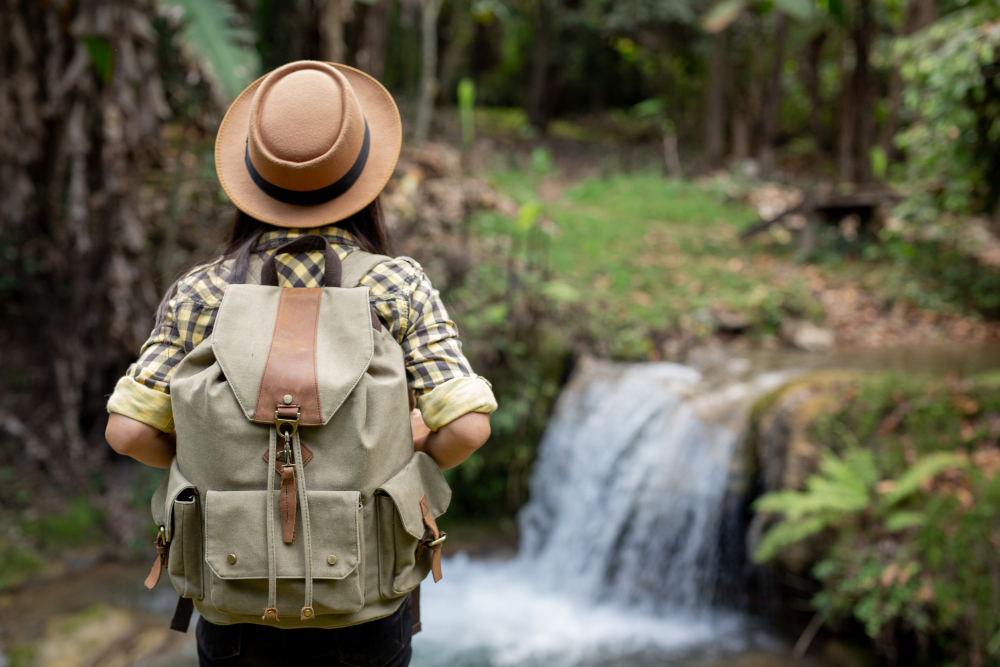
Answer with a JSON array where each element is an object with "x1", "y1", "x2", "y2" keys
[
  {"x1": 158, "y1": 0, "x2": 260, "y2": 100},
  {"x1": 752, "y1": 373, "x2": 1000, "y2": 663},
  {"x1": 892, "y1": 5, "x2": 1000, "y2": 225}
]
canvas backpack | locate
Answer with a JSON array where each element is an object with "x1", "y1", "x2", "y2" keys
[{"x1": 145, "y1": 236, "x2": 451, "y2": 631}]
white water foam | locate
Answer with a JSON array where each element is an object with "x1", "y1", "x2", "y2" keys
[{"x1": 412, "y1": 554, "x2": 751, "y2": 667}]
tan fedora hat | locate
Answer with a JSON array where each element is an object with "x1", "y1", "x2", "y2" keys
[{"x1": 215, "y1": 60, "x2": 401, "y2": 228}]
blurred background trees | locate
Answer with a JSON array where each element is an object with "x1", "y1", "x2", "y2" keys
[{"x1": 3, "y1": 0, "x2": 1000, "y2": 497}]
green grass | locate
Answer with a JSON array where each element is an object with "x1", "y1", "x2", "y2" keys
[
  {"x1": 469, "y1": 169, "x2": 999, "y2": 357},
  {"x1": 471, "y1": 171, "x2": 817, "y2": 346}
]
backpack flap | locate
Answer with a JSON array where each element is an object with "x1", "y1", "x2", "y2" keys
[{"x1": 212, "y1": 284, "x2": 374, "y2": 427}]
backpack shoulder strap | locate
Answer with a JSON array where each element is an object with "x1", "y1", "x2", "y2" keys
[{"x1": 340, "y1": 250, "x2": 394, "y2": 287}]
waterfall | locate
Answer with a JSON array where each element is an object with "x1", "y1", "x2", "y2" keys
[{"x1": 412, "y1": 357, "x2": 792, "y2": 667}]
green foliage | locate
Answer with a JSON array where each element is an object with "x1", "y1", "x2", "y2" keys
[
  {"x1": 159, "y1": 0, "x2": 260, "y2": 100},
  {"x1": 893, "y1": 5, "x2": 1000, "y2": 224},
  {"x1": 82, "y1": 37, "x2": 115, "y2": 84},
  {"x1": 458, "y1": 78, "x2": 477, "y2": 150},
  {"x1": 753, "y1": 372, "x2": 1000, "y2": 662},
  {"x1": 0, "y1": 536, "x2": 44, "y2": 591},
  {"x1": 21, "y1": 499, "x2": 105, "y2": 548}
]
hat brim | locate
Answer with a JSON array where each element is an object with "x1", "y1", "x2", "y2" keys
[{"x1": 215, "y1": 63, "x2": 402, "y2": 229}]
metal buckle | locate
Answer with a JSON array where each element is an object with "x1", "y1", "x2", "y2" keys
[
  {"x1": 275, "y1": 410, "x2": 300, "y2": 439},
  {"x1": 428, "y1": 533, "x2": 448, "y2": 548}
]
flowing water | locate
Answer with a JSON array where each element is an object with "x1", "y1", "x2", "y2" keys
[{"x1": 411, "y1": 358, "x2": 797, "y2": 667}]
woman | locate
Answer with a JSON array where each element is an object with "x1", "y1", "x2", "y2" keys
[{"x1": 105, "y1": 61, "x2": 496, "y2": 666}]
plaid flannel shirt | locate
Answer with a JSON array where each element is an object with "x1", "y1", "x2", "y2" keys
[{"x1": 107, "y1": 226, "x2": 496, "y2": 432}]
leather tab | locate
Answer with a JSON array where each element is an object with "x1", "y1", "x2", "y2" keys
[
  {"x1": 418, "y1": 494, "x2": 444, "y2": 583},
  {"x1": 144, "y1": 555, "x2": 163, "y2": 590},
  {"x1": 252, "y1": 288, "x2": 323, "y2": 425},
  {"x1": 411, "y1": 585, "x2": 422, "y2": 635},
  {"x1": 263, "y1": 607, "x2": 280, "y2": 622},
  {"x1": 280, "y1": 466, "x2": 297, "y2": 544},
  {"x1": 263, "y1": 442, "x2": 314, "y2": 474},
  {"x1": 300, "y1": 606, "x2": 315, "y2": 621},
  {"x1": 144, "y1": 538, "x2": 169, "y2": 590},
  {"x1": 170, "y1": 596, "x2": 195, "y2": 633}
]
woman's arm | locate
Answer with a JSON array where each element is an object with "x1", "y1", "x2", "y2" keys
[
  {"x1": 106, "y1": 413, "x2": 177, "y2": 469},
  {"x1": 411, "y1": 409, "x2": 491, "y2": 471}
]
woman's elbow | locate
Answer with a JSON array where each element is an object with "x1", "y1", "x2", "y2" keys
[
  {"x1": 454, "y1": 412, "x2": 491, "y2": 450},
  {"x1": 106, "y1": 416, "x2": 132, "y2": 456}
]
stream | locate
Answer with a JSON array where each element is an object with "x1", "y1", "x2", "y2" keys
[{"x1": 5, "y1": 344, "x2": 999, "y2": 667}]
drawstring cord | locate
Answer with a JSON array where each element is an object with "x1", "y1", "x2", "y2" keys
[
  {"x1": 263, "y1": 428, "x2": 279, "y2": 622},
  {"x1": 293, "y1": 431, "x2": 315, "y2": 620}
]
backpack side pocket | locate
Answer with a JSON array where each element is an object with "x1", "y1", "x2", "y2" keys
[
  {"x1": 375, "y1": 452, "x2": 452, "y2": 599},
  {"x1": 164, "y1": 460, "x2": 204, "y2": 600}
]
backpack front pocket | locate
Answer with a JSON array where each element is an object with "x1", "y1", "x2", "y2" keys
[
  {"x1": 375, "y1": 452, "x2": 452, "y2": 599},
  {"x1": 163, "y1": 461, "x2": 203, "y2": 599},
  {"x1": 204, "y1": 489, "x2": 364, "y2": 615}
]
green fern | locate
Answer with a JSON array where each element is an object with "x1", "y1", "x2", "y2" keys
[
  {"x1": 753, "y1": 515, "x2": 830, "y2": 563},
  {"x1": 159, "y1": 0, "x2": 260, "y2": 100},
  {"x1": 753, "y1": 449, "x2": 877, "y2": 563},
  {"x1": 879, "y1": 452, "x2": 967, "y2": 508}
]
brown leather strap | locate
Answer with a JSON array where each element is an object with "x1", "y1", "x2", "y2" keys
[
  {"x1": 260, "y1": 235, "x2": 342, "y2": 287},
  {"x1": 170, "y1": 596, "x2": 195, "y2": 633},
  {"x1": 418, "y1": 494, "x2": 443, "y2": 583},
  {"x1": 252, "y1": 288, "x2": 323, "y2": 425},
  {"x1": 280, "y1": 465, "x2": 297, "y2": 544},
  {"x1": 411, "y1": 586, "x2": 422, "y2": 635},
  {"x1": 144, "y1": 537, "x2": 169, "y2": 590}
]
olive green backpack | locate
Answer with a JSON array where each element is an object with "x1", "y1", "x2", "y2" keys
[{"x1": 145, "y1": 236, "x2": 450, "y2": 631}]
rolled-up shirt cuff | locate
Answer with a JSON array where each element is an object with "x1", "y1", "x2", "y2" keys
[
  {"x1": 417, "y1": 376, "x2": 497, "y2": 431},
  {"x1": 107, "y1": 376, "x2": 175, "y2": 433}
]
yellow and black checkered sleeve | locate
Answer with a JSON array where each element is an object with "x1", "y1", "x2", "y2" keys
[
  {"x1": 107, "y1": 263, "x2": 227, "y2": 431},
  {"x1": 361, "y1": 257, "x2": 497, "y2": 430}
]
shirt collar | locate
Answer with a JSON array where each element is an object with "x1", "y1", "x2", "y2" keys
[{"x1": 254, "y1": 225, "x2": 359, "y2": 251}]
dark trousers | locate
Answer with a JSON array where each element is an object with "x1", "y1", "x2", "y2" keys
[{"x1": 197, "y1": 596, "x2": 412, "y2": 667}]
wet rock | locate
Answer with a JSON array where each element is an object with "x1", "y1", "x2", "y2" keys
[
  {"x1": 746, "y1": 372, "x2": 860, "y2": 573},
  {"x1": 780, "y1": 319, "x2": 835, "y2": 352},
  {"x1": 712, "y1": 307, "x2": 753, "y2": 333}
]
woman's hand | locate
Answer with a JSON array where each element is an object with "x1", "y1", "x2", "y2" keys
[
  {"x1": 106, "y1": 413, "x2": 177, "y2": 468},
  {"x1": 411, "y1": 409, "x2": 491, "y2": 471}
]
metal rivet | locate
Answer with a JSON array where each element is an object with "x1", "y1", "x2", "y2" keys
[
  {"x1": 267, "y1": 610, "x2": 275, "y2": 619},
  {"x1": 227, "y1": 554, "x2": 237, "y2": 564},
  {"x1": 327, "y1": 555, "x2": 337, "y2": 566},
  {"x1": 304, "y1": 609, "x2": 312, "y2": 617},
  {"x1": 283, "y1": 395, "x2": 293, "y2": 405}
]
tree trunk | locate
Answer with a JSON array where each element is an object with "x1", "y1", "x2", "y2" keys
[
  {"x1": 527, "y1": 0, "x2": 555, "y2": 131},
  {"x1": 705, "y1": 29, "x2": 728, "y2": 166},
  {"x1": 323, "y1": 0, "x2": 351, "y2": 63},
  {"x1": 759, "y1": 13, "x2": 788, "y2": 179},
  {"x1": 438, "y1": 0, "x2": 475, "y2": 105},
  {"x1": 852, "y1": 0, "x2": 876, "y2": 183},
  {"x1": 805, "y1": 30, "x2": 827, "y2": 159},
  {"x1": 837, "y1": 42, "x2": 856, "y2": 182},
  {"x1": 413, "y1": 0, "x2": 443, "y2": 144},
  {"x1": 731, "y1": 109, "x2": 750, "y2": 161},
  {"x1": 0, "y1": 0, "x2": 165, "y2": 483},
  {"x1": 355, "y1": 0, "x2": 392, "y2": 79}
]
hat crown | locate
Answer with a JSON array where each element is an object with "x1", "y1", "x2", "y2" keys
[
  {"x1": 246, "y1": 62, "x2": 366, "y2": 192},
  {"x1": 258, "y1": 69, "x2": 344, "y2": 163}
]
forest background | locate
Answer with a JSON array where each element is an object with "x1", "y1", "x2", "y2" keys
[{"x1": 2, "y1": 0, "x2": 1000, "y2": 663}]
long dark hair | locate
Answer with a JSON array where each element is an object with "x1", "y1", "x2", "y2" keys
[{"x1": 154, "y1": 198, "x2": 393, "y2": 326}]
